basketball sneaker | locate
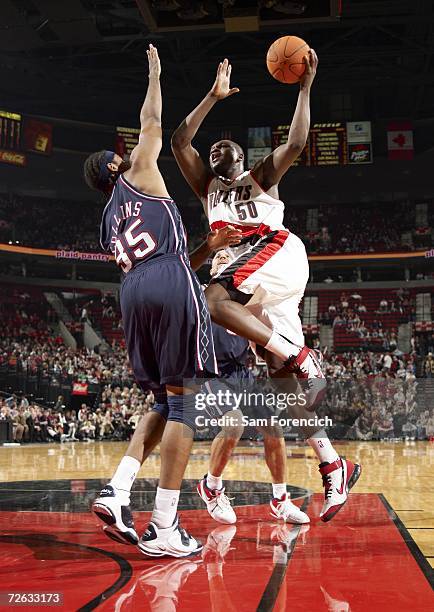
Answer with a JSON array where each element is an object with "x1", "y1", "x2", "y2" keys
[
  {"x1": 269, "y1": 493, "x2": 310, "y2": 524},
  {"x1": 197, "y1": 476, "x2": 237, "y2": 524},
  {"x1": 285, "y1": 346, "x2": 326, "y2": 410},
  {"x1": 319, "y1": 457, "x2": 362, "y2": 522},
  {"x1": 91, "y1": 484, "x2": 138, "y2": 545},
  {"x1": 138, "y1": 515, "x2": 203, "y2": 558}
]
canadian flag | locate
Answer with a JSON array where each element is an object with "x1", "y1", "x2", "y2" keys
[{"x1": 387, "y1": 121, "x2": 414, "y2": 160}]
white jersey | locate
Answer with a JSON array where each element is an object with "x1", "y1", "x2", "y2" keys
[
  {"x1": 201, "y1": 170, "x2": 308, "y2": 346},
  {"x1": 201, "y1": 170, "x2": 287, "y2": 240}
]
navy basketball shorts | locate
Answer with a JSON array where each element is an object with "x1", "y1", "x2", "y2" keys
[
  {"x1": 120, "y1": 254, "x2": 218, "y2": 390},
  {"x1": 203, "y1": 365, "x2": 254, "y2": 419}
]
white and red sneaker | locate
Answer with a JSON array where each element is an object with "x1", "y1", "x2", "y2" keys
[
  {"x1": 319, "y1": 457, "x2": 362, "y2": 522},
  {"x1": 197, "y1": 476, "x2": 236, "y2": 524},
  {"x1": 285, "y1": 346, "x2": 326, "y2": 410},
  {"x1": 270, "y1": 493, "x2": 310, "y2": 524}
]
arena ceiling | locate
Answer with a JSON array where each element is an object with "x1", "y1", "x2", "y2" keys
[{"x1": 0, "y1": 1, "x2": 433, "y2": 129}]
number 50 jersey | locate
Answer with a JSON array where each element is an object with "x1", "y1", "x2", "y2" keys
[
  {"x1": 200, "y1": 170, "x2": 287, "y2": 243},
  {"x1": 100, "y1": 174, "x2": 189, "y2": 273}
]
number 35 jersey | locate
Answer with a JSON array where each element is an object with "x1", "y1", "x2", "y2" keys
[
  {"x1": 100, "y1": 174, "x2": 189, "y2": 273},
  {"x1": 200, "y1": 170, "x2": 287, "y2": 242}
]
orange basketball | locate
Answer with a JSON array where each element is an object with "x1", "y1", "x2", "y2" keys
[{"x1": 266, "y1": 35, "x2": 310, "y2": 84}]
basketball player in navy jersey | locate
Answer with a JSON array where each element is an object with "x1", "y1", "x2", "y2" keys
[
  {"x1": 83, "y1": 45, "x2": 241, "y2": 557},
  {"x1": 171, "y1": 52, "x2": 361, "y2": 522},
  {"x1": 197, "y1": 250, "x2": 309, "y2": 525}
]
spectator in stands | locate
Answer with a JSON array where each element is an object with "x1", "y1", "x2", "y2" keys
[
  {"x1": 12, "y1": 407, "x2": 27, "y2": 442},
  {"x1": 424, "y1": 353, "x2": 434, "y2": 378},
  {"x1": 353, "y1": 412, "x2": 374, "y2": 441},
  {"x1": 379, "y1": 299, "x2": 389, "y2": 313},
  {"x1": 340, "y1": 293, "x2": 349, "y2": 309}
]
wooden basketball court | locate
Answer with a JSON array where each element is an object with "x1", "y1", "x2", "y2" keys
[{"x1": 0, "y1": 440, "x2": 433, "y2": 610}]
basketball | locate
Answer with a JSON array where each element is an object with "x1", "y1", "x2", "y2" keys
[{"x1": 266, "y1": 35, "x2": 310, "y2": 84}]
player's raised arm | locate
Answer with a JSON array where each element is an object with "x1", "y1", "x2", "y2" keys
[
  {"x1": 171, "y1": 58, "x2": 240, "y2": 198},
  {"x1": 125, "y1": 44, "x2": 170, "y2": 197},
  {"x1": 129, "y1": 45, "x2": 163, "y2": 170},
  {"x1": 252, "y1": 49, "x2": 318, "y2": 191}
]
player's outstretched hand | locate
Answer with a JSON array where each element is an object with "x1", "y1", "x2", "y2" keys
[
  {"x1": 207, "y1": 225, "x2": 242, "y2": 251},
  {"x1": 210, "y1": 59, "x2": 240, "y2": 100},
  {"x1": 147, "y1": 44, "x2": 161, "y2": 79},
  {"x1": 299, "y1": 48, "x2": 318, "y2": 90}
]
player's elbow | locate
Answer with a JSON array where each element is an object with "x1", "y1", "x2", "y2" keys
[
  {"x1": 286, "y1": 141, "x2": 305, "y2": 155},
  {"x1": 171, "y1": 129, "x2": 189, "y2": 151},
  {"x1": 141, "y1": 117, "x2": 161, "y2": 132}
]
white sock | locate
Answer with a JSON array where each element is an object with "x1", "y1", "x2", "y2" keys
[
  {"x1": 265, "y1": 330, "x2": 299, "y2": 362},
  {"x1": 307, "y1": 431, "x2": 339, "y2": 464},
  {"x1": 206, "y1": 473, "x2": 223, "y2": 491},
  {"x1": 271, "y1": 482, "x2": 286, "y2": 499},
  {"x1": 151, "y1": 487, "x2": 180, "y2": 528},
  {"x1": 109, "y1": 456, "x2": 141, "y2": 496},
  {"x1": 272, "y1": 483, "x2": 287, "y2": 499}
]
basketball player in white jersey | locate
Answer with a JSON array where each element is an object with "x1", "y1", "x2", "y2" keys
[{"x1": 171, "y1": 51, "x2": 361, "y2": 522}]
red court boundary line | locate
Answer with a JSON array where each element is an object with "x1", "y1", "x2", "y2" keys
[{"x1": 378, "y1": 494, "x2": 434, "y2": 589}]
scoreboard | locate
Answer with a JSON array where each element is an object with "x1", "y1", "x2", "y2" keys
[
  {"x1": 115, "y1": 126, "x2": 140, "y2": 158},
  {"x1": 270, "y1": 122, "x2": 371, "y2": 166},
  {"x1": 271, "y1": 122, "x2": 348, "y2": 166},
  {"x1": 0, "y1": 110, "x2": 22, "y2": 151},
  {"x1": 310, "y1": 123, "x2": 348, "y2": 166},
  {"x1": 0, "y1": 109, "x2": 54, "y2": 166}
]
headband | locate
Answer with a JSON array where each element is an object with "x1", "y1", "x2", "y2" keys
[{"x1": 97, "y1": 150, "x2": 116, "y2": 192}]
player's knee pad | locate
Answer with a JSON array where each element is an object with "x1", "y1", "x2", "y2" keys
[{"x1": 167, "y1": 394, "x2": 199, "y2": 432}]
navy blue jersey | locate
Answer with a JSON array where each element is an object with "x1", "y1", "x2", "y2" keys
[
  {"x1": 212, "y1": 322, "x2": 249, "y2": 373},
  {"x1": 100, "y1": 174, "x2": 188, "y2": 273}
]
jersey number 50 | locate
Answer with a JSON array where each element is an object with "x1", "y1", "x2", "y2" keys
[
  {"x1": 114, "y1": 218, "x2": 156, "y2": 273},
  {"x1": 235, "y1": 201, "x2": 258, "y2": 221}
]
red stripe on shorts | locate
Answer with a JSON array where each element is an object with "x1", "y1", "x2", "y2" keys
[
  {"x1": 210, "y1": 220, "x2": 271, "y2": 237},
  {"x1": 232, "y1": 230, "x2": 288, "y2": 288}
]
